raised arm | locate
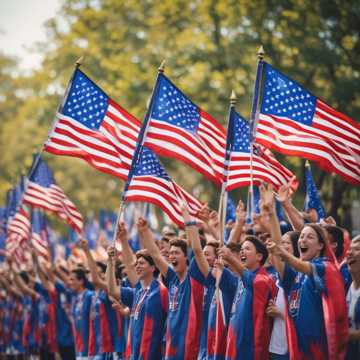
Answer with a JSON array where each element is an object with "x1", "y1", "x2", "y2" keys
[
  {"x1": 181, "y1": 202, "x2": 209, "y2": 278},
  {"x1": 137, "y1": 217, "x2": 169, "y2": 277},
  {"x1": 277, "y1": 183, "x2": 304, "y2": 231},
  {"x1": 79, "y1": 238, "x2": 107, "y2": 291},
  {"x1": 228, "y1": 200, "x2": 246, "y2": 244},
  {"x1": 116, "y1": 222, "x2": 137, "y2": 287},
  {"x1": 197, "y1": 205, "x2": 219, "y2": 241},
  {"x1": 31, "y1": 247, "x2": 54, "y2": 292},
  {"x1": 218, "y1": 246, "x2": 244, "y2": 276},
  {"x1": 106, "y1": 245, "x2": 120, "y2": 301}
]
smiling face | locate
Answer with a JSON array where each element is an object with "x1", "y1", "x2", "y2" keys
[
  {"x1": 135, "y1": 256, "x2": 154, "y2": 281},
  {"x1": 169, "y1": 245, "x2": 187, "y2": 274},
  {"x1": 298, "y1": 226, "x2": 324, "y2": 261},
  {"x1": 240, "y1": 240, "x2": 263, "y2": 271},
  {"x1": 347, "y1": 240, "x2": 360, "y2": 275}
]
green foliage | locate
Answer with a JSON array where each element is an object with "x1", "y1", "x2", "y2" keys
[{"x1": 1, "y1": 0, "x2": 359, "y2": 230}]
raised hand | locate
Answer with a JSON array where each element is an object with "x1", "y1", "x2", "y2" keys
[
  {"x1": 136, "y1": 217, "x2": 148, "y2": 234},
  {"x1": 107, "y1": 245, "x2": 118, "y2": 260},
  {"x1": 197, "y1": 203, "x2": 211, "y2": 224},
  {"x1": 259, "y1": 183, "x2": 275, "y2": 214},
  {"x1": 180, "y1": 200, "x2": 191, "y2": 222},
  {"x1": 235, "y1": 200, "x2": 246, "y2": 224},
  {"x1": 276, "y1": 183, "x2": 291, "y2": 204},
  {"x1": 116, "y1": 222, "x2": 128, "y2": 242},
  {"x1": 78, "y1": 238, "x2": 89, "y2": 252}
]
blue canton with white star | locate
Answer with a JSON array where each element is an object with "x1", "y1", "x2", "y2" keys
[
  {"x1": 63, "y1": 69, "x2": 109, "y2": 130},
  {"x1": 304, "y1": 166, "x2": 326, "y2": 219},
  {"x1": 232, "y1": 111, "x2": 251, "y2": 153},
  {"x1": 261, "y1": 64, "x2": 316, "y2": 126},
  {"x1": 29, "y1": 158, "x2": 56, "y2": 188},
  {"x1": 134, "y1": 147, "x2": 170, "y2": 180},
  {"x1": 151, "y1": 74, "x2": 200, "y2": 133}
]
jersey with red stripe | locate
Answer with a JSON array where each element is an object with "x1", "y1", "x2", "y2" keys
[
  {"x1": 6, "y1": 294, "x2": 25, "y2": 354},
  {"x1": 207, "y1": 268, "x2": 238, "y2": 360},
  {"x1": 22, "y1": 294, "x2": 41, "y2": 352},
  {"x1": 88, "y1": 290, "x2": 116, "y2": 356},
  {"x1": 71, "y1": 289, "x2": 95, "y2": 357},
  {"x1": 225, "y1": 267, "x2": 275, "y2": 360},
  {"x1": 34, "y1": 283, "x2": 57, "y2": 353},
  {"x1": 282, "y1": 257, "x2": 348, "y2": 359},
  {"x1": 163, "y1": 259, "x2": 205, "y2": 360},
  {"x1": 121, "y1": 279, "x2": 168, "y2": 360}
]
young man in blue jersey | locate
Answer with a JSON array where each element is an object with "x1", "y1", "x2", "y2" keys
[
  {"x1": 106, "y1": 221, "x2": 168, "y2": 360},
  {"x1": 139, "y1": 215, "x2": 206, "y2": 360},
  {"x1": 218, "y1": 234, "x2": 276, "y2": 360},
  {"x1": 346, "y1": 235, "x2": 360, "y2": 359}
]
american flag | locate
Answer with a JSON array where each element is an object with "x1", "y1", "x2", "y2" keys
[
  {"x1": 45, "y1": 69, "x2": 141, "y2": 180},
  {"x1": 226, "y1": 110, "x2": 298, "y2": 191},
  {"x1": 31, "y1": 210, "x2": 51, "y2": 261},
  {"x1": 124, "y1": 147, "x2": 203, "y2": 227},
  {"x1": 23, "y1": 156, "x2": 83, "y2": 233},
  {"x1": 0, "y1": 207, "x2": 6, "y2": 259},
  {"x1": 304, "y1": 162, "x2": 326, "y2": 220},
  {"x1": 256, "y1": 63, "x2": 360, "y2": 184},
  {"x1": 144, "y1": 74, "x2": 226, "y2": 185}
]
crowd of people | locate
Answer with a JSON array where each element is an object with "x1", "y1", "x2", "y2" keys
[{"x1": 0, "y1": 182, "x2": 359, "y2": 360}]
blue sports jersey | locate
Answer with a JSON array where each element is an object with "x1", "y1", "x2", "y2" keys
[
  {"x1": 121, "y1": 279, "x2": 168, "y2": 360},
  {"x1": 22, "y1": 294, "x2": 40, "y2": 352},
  {"x1": 71, "y1": 289, "x2": 95, "y2": 357},
  {"x1": 163, "y1": 259, "x2": 205, "y2": 360},
  {"x1": 282, "y1": 258, "x2": 328, "y2": 358},
  {"x1": 225, "y1": 267, "x2": 275, "y2": 360}
]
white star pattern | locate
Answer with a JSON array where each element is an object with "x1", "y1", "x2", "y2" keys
[
  {"x1": 261, "y1": 65, "x2": 316, "y2": 125},
  {"x1": 135, "y1": 148, "x2": 170, "y2": 179},
  {"x1": 63, "y1": 72, "x2": 108, "y2": 130},
  {"x1": 152, "y1": 76, "x2": 200, "y2": 132}
]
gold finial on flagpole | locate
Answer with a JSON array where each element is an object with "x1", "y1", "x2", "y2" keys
[
  {"x1": 75, "y1": 56, "x2": 84, "y2": 67},
  {"x1": 257, "y1": 46, "x2": 265, "y2": 60},
  {"x1": 158, "y1": 60, "x2": 166, "y2": 73},
  {"x1": 230, "y1": 90, "x2": 237, "y2": 106},
  {"x1": 305, "y1": 160, "x2": 311, "y2": 168}
]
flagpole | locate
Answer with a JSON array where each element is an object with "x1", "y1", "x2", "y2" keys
[
  {"x1": 248, "y1": 46, "x2": 265, "y2": 222},
  {"x1": 112, "y1": 60, "x2": 166, "y2": 245}
]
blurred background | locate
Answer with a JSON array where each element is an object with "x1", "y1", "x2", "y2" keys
[{"x1": 0, "y1": 0, "x2": 359, "y2": 234}]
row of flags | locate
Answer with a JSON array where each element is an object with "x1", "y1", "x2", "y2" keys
[{"x1": 2, "y1": 54, "x2": 358, "y2": 260}]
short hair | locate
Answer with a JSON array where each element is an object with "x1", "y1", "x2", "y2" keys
[
  {"x1": 19, "y1": 271, "x2": 29, "y2": 284},
  {"x1": 258, "y1": 232, "x2": 271, "y2": 243},
  {"x1": 226, "y1": 242, "x2": 242, "y2": 253},
  {"x1": 135, "y1": 249, "x2": 155, "y2": 266},
  {"x1": 71, "y1": 268, "x2": 87, "y2": 285},
  {"x1": 243, "y1": 235, "x2": 268, "y2": 266},
  {"x1": 285, "y1": 231, "x2": 300, "y2": 258},
  {"x1": 323, "y1": 225, "x2": 344, "y2": 259},
  {"x1": 96, "y1": 261, "x2": 107, "y2": 274},
  {"x1": 205, "y1": 241, "x2": 220, "y2": 255},
  {"x1": 169, "y1": 238, "x2": 188, "y2": 257}
]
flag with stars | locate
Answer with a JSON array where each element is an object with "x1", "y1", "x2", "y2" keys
[
  {"x1": 256, "y1": 62, "x2": 360, "y2": 184},
  {"x1": 143, "y1": 74, "x2": 226, "y2": 185},
  {"x1": 45, "y1": 68, "x2": 141, "y2": 179},
  {"x1": 23, "y1": 155, "x2": 83, "y2": 233},
  {"x1": 304, "y1": 162, "x2": 326, "y2": 220},
  {"x1": 123, "y1": 147, "x2": 203, "y2": 227},
  {"x1": 226, "y1": 109, "x2": 298, "y2": 191}
]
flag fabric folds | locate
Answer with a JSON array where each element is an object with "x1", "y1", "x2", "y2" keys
[
  {"x1": 45, "y1": 69, "x2": 141, "y2": 179},
  {"x1": 226, "y1": 110, "x2": 298, "y2": 191},
  {"x1": 304, "y1": 162, "x2": 326, "y2": 220},
  {"x1": 255, "y1": 62, "x2": 360, "y2": 184},
  {"x1": 144, "y1": 74, "x2": 226, "y2": 185},
  {"x1": 31, "y1": 210, "x2": 51, "y2": 261},
  {"x1": 123, "y1": 147, "x2": 203, "y2": 227},
  {"x1": 23, "y1": 156, "x2": 83, "y2": 233}
]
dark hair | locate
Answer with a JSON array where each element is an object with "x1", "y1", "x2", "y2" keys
[
  {"x1": 169, "y1": 238, "x2": 188, "y2": 257},
  {"x1": 96, "y1": 261, "x2": 107, "y2": 274},
  {"x1": 258, "y1": 232, "x2": 271, "y2": 243},
  {"x1": 59, "y1": 266, "x2": 70, "y2": 275},
  {"x1": 323, "y1": 225, "x2": 344, "y2": 259},
  {"x1": 226, "y1": 242, "x2": 242, "y2": 253},
  {"x1": 136, "y1": 249, "x2": 155, "y2": 266},
  {"x1": 205, "y1": 241, "x2": 220, "y2": 256},
  {"x1": 243, "y1": 235, "x2": 268, "y2": 266},
  {"x1": 115, "y1": 263, "x2": 124, "y2": 280},
  {"x1": 303, "y1": 223, "x2": 329, "y2": 257},
  {"x1": 71, "y1": 268, "x2": 87, "y2": 285},
  {"x1": 285, "y1": 231, "x2": 300, "y2": 258},
  {"x1": 19, "y1": 271, "x2": 29, "y2": 284}
]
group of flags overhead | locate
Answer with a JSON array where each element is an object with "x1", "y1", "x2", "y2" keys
[{"x1": 1, "y1": 54, "x2": 359, "y2": 261}]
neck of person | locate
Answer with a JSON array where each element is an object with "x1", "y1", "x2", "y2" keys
[
  {"x1": 176, "y1": 267, "x2": 188, "y2": 282},
  {"x1": 141, "y1": 274, "x2": 153, "y2": 288},
  {"x1": 352, "y1": 272, "x2": 360, "y2": 290}
]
